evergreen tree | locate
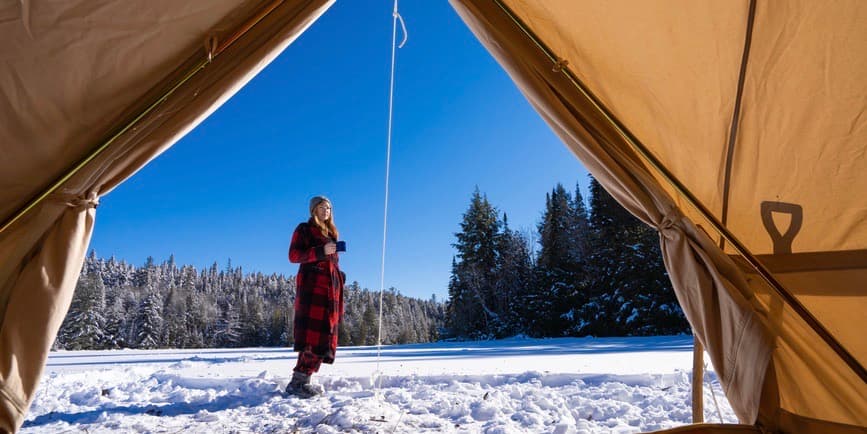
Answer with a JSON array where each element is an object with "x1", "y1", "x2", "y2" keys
[
  {"x1": 102, "y1": 294, "x2": 125, "y2": 348},
  {"x1": 60, "y1": 273, "x2": 107, "y2": 349},
  {"x1": 162, "y1": 287, "x2": 189, "y2": 348},
  {"x1": 136, "y1": 292, "x2": 163, "y2": 349},
  {"x1": 118, "y1": 290, "x2": 139, "y2": 347},
  {"x1": 447, "y1": 188, "x2": 502, "y2": 338},
  {"x1": 264, "y1": 306, "x2": 288, "y2": 347},
  {"x1": 56, "y1": 253, "x2": 445, "y2": 350},
  {"x1": 570, "y1": 182, "x2": 592, "y2": 265},
  {"x1": 134, "y1": 256, "x2": 157, "y2": 289},
  {"x1": 583, "y1": 177, "x2": 689, "y2": 336},
  {"x1": 582, "y1": 177, "x2": 630, "y2": 335},
  {"x1": 445, "y1": 257, "x2": 477, "y2": 337},
  {"x1": 240, "y1": 292, "x2": 268, "y2": 346},
  {"x1": 494, "y1": 214, "x2": 533, "y2": 336},
  {"x1": 563, "y1": 182, "x2": 593, "y2": 334},
  {"x1": 359, "y1": 305, "x2": 378, "y2": 345},
  {"x1": 626, "y1": 224, "x2": 688, "y2": 335},
  {"x1": 338, "y1": 319, "x2": 353, "y2": 346},
  {"x1": 214, "y1": 303, "x2": 242, "y2": 347},
  {"x1": 531, "y1": 184, "x2": 584, "y2": 336}
]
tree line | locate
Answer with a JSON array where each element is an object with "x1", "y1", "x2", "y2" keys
[
  {"x1": 57, "y1": 175, "x2": 689, "y2": 350},
  {"x1": 55, "y1": 254, "x2": 444, "y2": 350},
  {"x1": 446, "y1": 177, "x2": 690, "y2": 339}
]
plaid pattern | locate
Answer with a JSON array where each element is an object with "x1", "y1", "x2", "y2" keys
[
  {"x1": 293, "y1": 347, "x2": 323, "y2": 375},
  {"x1": 289, "y1": 220, "x2": 345, "y2": 364}
]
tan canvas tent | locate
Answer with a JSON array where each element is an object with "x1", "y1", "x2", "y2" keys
[
  {"x1": 449, "y1": 0, "x2": 867, "y2": 433},
  {"x1": 0, "y1": 0, "x2": 334, "y2": 430},
  {"x1": 0, "y1": 0, "x2": 865, "y2": 432}
]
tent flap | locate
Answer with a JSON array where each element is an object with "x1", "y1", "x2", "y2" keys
[
  {"x1": 451, "y1": 0, "x2": 867, "y2": 431},
  {"x1": 0, "y1": 0, "x2": 333, "y2": 431}
]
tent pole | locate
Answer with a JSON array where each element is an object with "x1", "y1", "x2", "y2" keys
[
  {"x1": 692, "y1": 337, "x2": 704, "y2": 423},
  {"x1": 0, "y1": 0, "x2": 286, "y2": 236},
  {"x1": 490, "y1": 0, "x2": 867, "y2": 385}
]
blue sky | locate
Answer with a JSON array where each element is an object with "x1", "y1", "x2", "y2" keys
[{"x1": 89, "y1": 1, "x2": 589, "y2": 301}]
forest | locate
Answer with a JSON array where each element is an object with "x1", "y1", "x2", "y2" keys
[{"x1": 56, "y1": 176, "x2": 689, "y2": 350}]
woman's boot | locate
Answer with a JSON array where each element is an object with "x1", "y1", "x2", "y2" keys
[{"x1": 286, "y1": 371, "x2": 321, "y2": 398}]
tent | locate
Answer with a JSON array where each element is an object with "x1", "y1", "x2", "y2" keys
[{"x1": 1, "y1": 0, "x2": 864, "y2": 432}]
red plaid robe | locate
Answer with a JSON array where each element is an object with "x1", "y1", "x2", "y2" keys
[{"x1": 288, "y1": 219, "x2": 345, "y2": 363}]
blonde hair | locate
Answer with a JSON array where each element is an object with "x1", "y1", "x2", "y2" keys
[{"x1": 309, "y1": 196, "x2": 339, "y2": 239}]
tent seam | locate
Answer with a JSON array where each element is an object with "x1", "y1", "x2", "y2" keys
[{"x1": 720, "y1": 0, "x2": 757, "y2": 248}]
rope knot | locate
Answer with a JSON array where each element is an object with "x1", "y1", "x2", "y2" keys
[
  {"x1": 658, "y1": 207, "x2": 682, "y2": 239},
  {"x1": 552, "y1": 57, "x2": 569, "y2": 73},
  {"x1": 64, "y1": 191, "x2": 100, "y2": 210}
]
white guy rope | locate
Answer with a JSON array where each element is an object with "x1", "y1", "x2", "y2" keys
[{"x1": 374, "y1": 0, "x2": 407, "y2": 395}]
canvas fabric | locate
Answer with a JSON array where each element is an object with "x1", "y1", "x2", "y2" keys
[
  {"x1": 3, "y1": 0, "x2": 865, "y2": 432},
  {"x1": 0, "y1": 1, "x2": 334, "y2": 431},
  {"x1": 450, "y1": 0, "x2": 866, "y2": 432}
]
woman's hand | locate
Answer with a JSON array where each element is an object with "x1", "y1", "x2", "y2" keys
[{"x1": 323, "y1": 242, "x2": 337, "y2": 255}]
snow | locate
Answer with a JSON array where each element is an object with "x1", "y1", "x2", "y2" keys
[{"x1": 24, "y1": 335, "x2": 737, "y2": 433}]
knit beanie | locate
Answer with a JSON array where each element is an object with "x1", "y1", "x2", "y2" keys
[{"x1": 309, "y1": 196, "x2": 331, "y2": 214}]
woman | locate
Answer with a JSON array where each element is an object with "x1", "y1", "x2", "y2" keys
[{"x1": 286, "y1": 195, "x2": 345, "y2": 398}]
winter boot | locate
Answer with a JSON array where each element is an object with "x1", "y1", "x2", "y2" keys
[{"x1": 285, "y1": 372, "x2": 322, "y2": 398}]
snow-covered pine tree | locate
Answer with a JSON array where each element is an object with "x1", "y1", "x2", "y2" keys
[
  {"x1": 617, "y1": 213, "x2": 689, "y2": 336},
  {"x1": 445, "y1": 256, "x2": 471, "y2": 337},
  {"x1": 134, "y1": 256, "x2": 157, "y2": 289},
  {"x1": 494, "y1": 214, "x2": 533, "y2": 337},
  {"x1": 359, "y1": 305, "x2": 378, "y2": 345},
  {"x1": 338, "y1": 281, "x2": 362, "y2": 346},
  {"x1": 60, "y1": 273, "x2": 108, "y2": 350},
  {"x1": 101, "y1": 292, "x2": 125, "y2": 348},
  {"x1": 570, "y1": 182, "x2": 592, "y2": 265},
  {"x1": 564, "y1": 182, "x2": 593, "y2": 335},
  {"x1": 531, "y1": 184, "x2": 584, "y2": 337},
  {"x1": 135, "y1": 291, "x2": 163, "y2": 349},
  {"x1": 447, "y1": 188, "x2": 502, "y2": 339},
  {"x1": 584, "y1": 177, "x2": 689, "y2": 336},
  {"x1": 161, "y1": 286, "x2": 188, "y2": 348},
  {"x1": 583, "y1": 177, "x2": 631, "y2": 335},
  {"x1": 240, "y1": 290, "x2": 268, "y2": 346},
  {"x1": 56, "y1": 253, "x2": 444, "y2": 350}
]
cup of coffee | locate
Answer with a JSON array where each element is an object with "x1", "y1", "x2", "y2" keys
[{"x1": 336, "y1": 241, "x2": 346, "y2": 252}]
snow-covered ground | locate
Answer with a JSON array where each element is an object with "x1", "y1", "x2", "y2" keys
[{"x1": 24, "y1": 335, "x2": 736, "y2": 433}]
